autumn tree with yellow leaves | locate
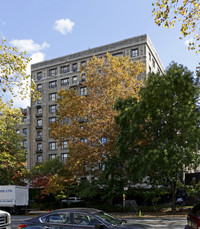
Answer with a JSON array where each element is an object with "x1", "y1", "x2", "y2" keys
[
  {"x1": 0, "y1": 37, "x2": 38, "y2": 103},
  {"x1": 50, "y1": 53, "x2": 145, "y2": 183},
  {"x1": 152, "y1": 0, "x2": 200, "y2": 52}
]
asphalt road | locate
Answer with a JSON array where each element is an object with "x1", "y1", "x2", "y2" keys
[
  {"x1": 11, "y1": 215, "x2": 187, "y2": 229},
  {"x1": 124, "y1": 217, "x2": 187, "y2": 228}
]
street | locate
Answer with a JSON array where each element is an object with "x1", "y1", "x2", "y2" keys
[
  {"x1": 125, "y1": 217, "x2": 187, "y2": 228},
  {"x1": 11, "y1": 215, "x2": 187, "y2": 229}
]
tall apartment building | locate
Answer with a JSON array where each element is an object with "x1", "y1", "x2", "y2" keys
[{"x1": 26, "y1": 34, "x2": 164, "y2": 169}]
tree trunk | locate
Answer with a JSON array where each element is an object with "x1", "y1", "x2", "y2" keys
[{"x1": 171, "y1": 181, "x2": 177, "y2": 213}]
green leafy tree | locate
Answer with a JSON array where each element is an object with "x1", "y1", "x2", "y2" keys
[
  {"x1": 115, "y1": 62, "x2": 200, "y2": 212},
  {"x1": 185, "y1": 180, "x2": 200, "y2": 202},
  {"x1": 96, "y1": 155, "x2": 128, "y2": 205},
  {"x1": 0, "y1": 99, "x2": 27, "y2": 184},
  {"x1": 0, "y1": 37, "x2": 38, "y2": 103}
]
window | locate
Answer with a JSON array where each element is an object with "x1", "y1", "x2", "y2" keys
[
  {"x1": 23, "y1": 140, "x2": 27, "y2": 148},
  {"x1": 23, "y1": 128, "x2": 27, "y2": 136},
  {"x1": 23, "y1": 117, "x2": 27, "y2": 124},
  {"x1": 49, "y1": 81, "x2": 57, "y2": 88},
  {"x1": 81, "y1": 61, "x2": 86, "y2": 67},
  {"x1": 49, "y1": 154, "x2": 56, "y2": 160},
  {"x1": 72, "y1": 76, "x2": 78, "y2": 85},
  {"x1": 61, "y1": 117, "x2": 70, "y2": 124},
  {"x1": 132, "y1": 48, "x2": 139, "y2": 57},
  {"x1": 113, "y1": 52, "x2": 123, "y2": 57},
  {"x1": 41, "y1": 213, "x2": 71, "y2": 224},
  {"x1": 49, "y1": 93, "x2": 57, "y2": 101},
  {"x1": 61, "y1": 153, "x2": 68, "y2": 162},
  {"x1": 37, "y1": 97, "x2": 42, "y2": 104},
  {"x1": 61, "y1": 78, "x2": 69, "y2": 86},
  {"x1": 37, "y1": 131, "x2": 42, "y2": 138},
  {"x1": 37, "y1": 84, "x2": 42, "y2": 91},
  {"x1": 37, "y1": 143, "x2": 42, "y2": 151},
  {"x1": 49, "y1": 68, "x2": 57, "y2": 76},
  {"x1": 37, "y1": 72, "x2": 42, "y2": 80},
  {"x1": 49, "y1": 117, "x2": 56, "y2": 124},
  {"x1": 80, "y1": 87, "x2": 87, "y2": 96},
  {"x1": 61, "y1": 141, "x2": 68, "y2": 149},
  {"x1": 73, "y1": 213, "x2": 100, "y2": 226},
  {"x1": 149, "y1": 66, "x2": 152, "y2": 73},
  {"x1": 37, "y1": 107, "x2": 42, "y2": 114},
  {"x1": 61, "y1": 65, "x2": 70, "y2": 74},
  {"x1": 100, "y1": 137, "x2": 107, "y2": 145},
  {"x1": 81, "y1": 138, "x2": 87, "y2": 144},
  {"x1": 99, "y1": 163, "x2": 106, "y2": 171},
  {"x1": 149, "y1": 52, "x2": 151, "y2": 61},
  {"x1": 72, "y1": 63, "x2": 78, "y2": 72},
  {"x1": 49, "y1": 142, "x2": 57, "y2": 150},
  {"x1": 152, "y1": 59, "x2": 155, "y2": 68},
  {"x1": 37, "y1": 119, "x2": 42, "y2": 126},
  {"x1": 37, "y1": 155, "x2": 42, "y2": 162},
  {"x1": 49, "y1": 105, "x2": 57, "y2": 114}
]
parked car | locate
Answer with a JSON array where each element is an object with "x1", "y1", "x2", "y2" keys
[
  {"x1": 176, "y1": 197, "x2": 185, "y2": 206},
  {"x1": 0, "y1": 209, "x2": 11, "y2": 229},
  {"x1": 61, "y1": 197, "x2": 84, "y2": 204},
  {"x1": 18, "y1": 208, "x2": 151, "y2": 228},
  {"x1": 185, "y1": 203, "x2": 200, "y2": 229}
]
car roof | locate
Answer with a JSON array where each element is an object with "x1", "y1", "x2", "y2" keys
[
  {"x1": 49, "y1": 208, "x2": 102, "y2": 214},
  {"x1": 26, "y1": 208, "x2": 104, "y2": 223}
]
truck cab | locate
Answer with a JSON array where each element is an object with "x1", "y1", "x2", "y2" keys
[{"x1": 0, "y1": 210, "x2": 11, "y2": 229}]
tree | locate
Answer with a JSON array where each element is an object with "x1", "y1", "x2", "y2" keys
[
  {"x1": 29, "y1": 157, "x2": 64, "y2": 190},
  {"x1": 152, "y1": 0, "x2": 200, "y2": 52},
  {"x1": 115, "y1": 62, "x2": 200, "y2": 212},
  {"x1": 95, "y1": 155, "x2": 128, "y2": 206},
  {"x1": 50, "y1": 53, "x2": 145, "y2": 181},
  {"x1": 0, "y1": 99, "x2": 27, "y2": 184},
  {"x1": 0, "y1": 37, "x2": 37, "y2": 102}
]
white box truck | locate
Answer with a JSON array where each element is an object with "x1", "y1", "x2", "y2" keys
[{"x1": 0, "y1": 185, "x2": 29, "y2": 214}]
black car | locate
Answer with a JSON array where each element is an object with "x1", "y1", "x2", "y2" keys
[{"x1": 18, "y1": 208, "x2": 151, "y2": 229}]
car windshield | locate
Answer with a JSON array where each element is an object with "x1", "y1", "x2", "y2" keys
[{"x1": 94, "y1": 211, "x2": 122, "y2": 225}]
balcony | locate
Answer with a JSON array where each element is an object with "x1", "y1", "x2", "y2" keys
[
  {"x1": 36, "y1": 149, "x2": 43, "y2": 154},
  {"x1": 35, "y1": 137, "x2": 42, "y2": 141},
  {"x1": 70, "y1": 81, "x2": 79, "y2": 87},
  {"x1": 35, "y1": 125, "x2": 42, "y2": 129},
  {"x1": 36, "y1": 113, "x2": 42, "y2": 118}
]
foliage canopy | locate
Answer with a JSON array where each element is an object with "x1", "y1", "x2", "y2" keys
[
  {"x1": 0, "y1": 37, "x2": 37, "y2": 103},
  {"x1": 152, "y1": 0, "x2": 200, "y2": 52},
  {"x1": 50, "y1": 53, "x2": 145, "y2": 182},
  {"x1": 0, "y1": 100, "x2": 27, "y2": 184},
  {"x1": 115, "y1": 62, "x2": 200, "y2": 211}
]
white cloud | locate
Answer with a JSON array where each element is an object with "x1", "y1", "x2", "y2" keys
[
  {"x1": 16, "y1": 52, "x2": 45, "y2": 107},
  {"x1": 5, "y1": 52, "x2": 46, "y2": 108},
  {"x1": 4, "y1": 39, "x2": 49, "y2": 108},
  {"x1": 184, "y1": 38, "x2": 194, "y2": 46},
  {"x1": 27, "y1": 52, "x2": 45, "y2": 75},
  {"x1": 54, "y1": 18, "x2": 75, "y2": 35},
  {"x1": 10, "y1": 39, "x2": 50, "y2": 53}
]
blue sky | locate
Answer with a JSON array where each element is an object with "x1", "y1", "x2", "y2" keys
[{"x1": 1, "y1": 0, "x2": 199, "y2": 107}]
